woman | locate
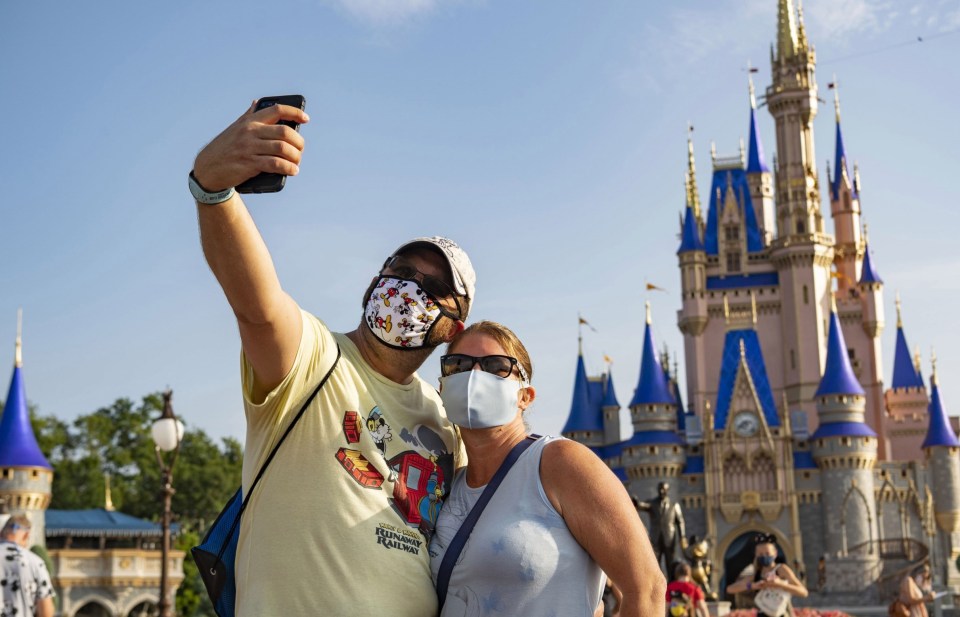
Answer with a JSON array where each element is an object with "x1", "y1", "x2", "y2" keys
[
  {"x1": 898, "y1": 563, "x2": 934, "y2": 617},
  {"x1": 429, "y1": 321, "x2": 665, "y2": 617},
  {"x1": 726, "y1": 534, "x2": 807, "y2": 617}
]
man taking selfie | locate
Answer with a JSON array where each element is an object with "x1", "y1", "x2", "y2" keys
[{"x1": 190, "y1": 100, "x2": 474, "y2": 616}]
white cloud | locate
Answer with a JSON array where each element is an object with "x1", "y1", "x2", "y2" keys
[
  {"x1": 803, "y1": 0, "x2": 896, "y2": 39},
  {"x1": 327, "y1": 0, "x2": 443, "y2": 25}
]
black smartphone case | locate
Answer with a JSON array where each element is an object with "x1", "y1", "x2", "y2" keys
[{"x1": 235, "y1": 95, "x2": 306, "y2": 194}]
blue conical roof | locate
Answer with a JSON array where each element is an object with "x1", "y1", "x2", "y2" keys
[
  {"x1": 831, "y1": 121, "x2": 857, "y2": 201},
  {"x1": 815, "y1": 308, "x2": 865, "y2": 397},
  {"x1": 0, "y1": 364, "x2": 52, "y2": 469},
  {"x1": 859, "y1": 243, "x2": 882, "y2": 285},
  {"x1": 677, "y1": 205, "x2": 705, "y2": 253},
  {"x1": 746, "y1": 107, "x2": 769, "y2": 173},
  {"x1": 891, "y1": 326, "x2": 924, "y2": 390},
  {"x1": 922, "y1": 377, "x2": 960, "y2": 449},
  {"x1": 601, "y1": 371, "x2": 620, "y2": 408},
  {"x1": 629, "y1": 313, "x2": 674, "y2": 407},
  {"x1": 562, "y1": 355, "x2": 603, "y2": 433}
]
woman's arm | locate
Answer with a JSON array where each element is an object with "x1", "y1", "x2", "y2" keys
[
  {"x1": 769, "y1": 565, "x2": 808, "y2": 598},
  {"x1": 726, "y1": 573, "x2": 754, "y2": 595},
  {"x1": 541, "y1": 440, "x2": 666, "y2": 617}
]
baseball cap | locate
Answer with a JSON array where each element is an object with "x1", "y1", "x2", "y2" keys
[{"x1": 390, "y1": 236, "x2": 476, "y2": 301}]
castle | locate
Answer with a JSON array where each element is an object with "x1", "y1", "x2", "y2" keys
[
  {"x1": 562, "y1": 0, "x2": 960, "y2": 604},
  {"x1": 0, "y1": 313, "x2": 184, "y2": 617}
]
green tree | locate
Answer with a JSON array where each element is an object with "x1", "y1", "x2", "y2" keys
[{"x1": 30, "y1": 393, "x2": 243, "y2": 617}]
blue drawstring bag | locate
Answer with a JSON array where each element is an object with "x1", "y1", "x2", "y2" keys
[
  {"x1": 192, "y1": 346, "x2": 340, "y2": 617},
  {"x1": 192, "y1": 488, "x2": 242, "y2": 617}
]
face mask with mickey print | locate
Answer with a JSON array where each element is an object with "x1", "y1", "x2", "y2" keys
[{"x1": 364, "y1": 276, "x2": 443, "y2": 350}]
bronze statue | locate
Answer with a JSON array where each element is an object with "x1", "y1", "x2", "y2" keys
[
  {"x1": 634, "y1": 481, "x2": 686, "y2": 576},
  {"x1": 684, "y1": 535, "x2": 717, "y2": 601}
]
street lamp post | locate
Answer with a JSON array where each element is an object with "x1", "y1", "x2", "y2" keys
[{"x1": 152, "y1": 389, "x2": 183, "y2": 617}]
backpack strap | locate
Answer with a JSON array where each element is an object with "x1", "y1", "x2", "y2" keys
[
  {"x1": 215, "y1": 344, "x2": 342, "y2": 562},
  {"x1": 435, "y1": 434, "x2": 540, "y2": 612}
]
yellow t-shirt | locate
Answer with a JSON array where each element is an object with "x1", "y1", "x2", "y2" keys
[{"x1": 236, "y1": 310, "x2": 462, "y2": 617}]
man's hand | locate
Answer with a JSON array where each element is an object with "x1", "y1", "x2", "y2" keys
[{"x1": 193, "y1": 101, "x2": 310, "y2": 192}]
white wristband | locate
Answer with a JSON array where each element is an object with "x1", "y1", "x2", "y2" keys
[{"x1": 189, "y1": 171, "x2": 235, "y2": 205}]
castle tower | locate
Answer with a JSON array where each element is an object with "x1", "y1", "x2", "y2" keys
[
  {"x1": 745, "y1": 71, "x2": 775, "y2": 245},
  {"x1": 922, "y1": 356, "x2": 960, "y2": 587},
  {"x1": 0, "y1": 312, "x2": 53, "y2": 549},
  {"x1": 922, "y1": 356, "x2": 960, "y2": 534},
  {"x1": 600, "y1": 370, "x2": 621, "y2": 446},
  {"x1": 811, "y1": 300, "x2": 879, "y2": 587},
  {"x1": 852, "y1": 226, "x2": 888, "y2": 458},
  {"x1": 561, "y1": 346, "x2": 606, "y2": 448},
  {"x1": 827, "y1": 83, "x2": 863, "y2": 294},
  {"x1": 766, "y1": 0, "x2": 835, "y2": 431},
  {"x1": 622, "y1": 303, "x2": 685, "y2": 500},
  {"x1": 883, "y1": 294, "x2": 930, "y2": 460},
  {"x1": 678, "y1": 146, "x2": 709, "y2": 415}
]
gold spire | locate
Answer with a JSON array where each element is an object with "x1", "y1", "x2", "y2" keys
[
  {"x1": 710, "y1": 141, "x2": 717, "y2": 163},
  {"x1": 723, "y1": 294, "x2": 730, "y2": 322},
  {"x1": 14, "y1": 308, "x2": 22, "y2": 368},
  {"x1": 686, "y1": 125, "x2": 702, "y2": 221},
  {"x1": 104, "y1": 472, "x2": 116, "y2": 511},
  {"x1": 895, "y1": 291, "x2": 903, "y2": 328},
  {"x1": 797, "y1": 0, "x2": 809, "y2": 50},
  {"x1": 748, "y1": 61, "x2": 757, "y2": 109},
  {"x1": 777, "y1": 0, "x2": 799, "y2": 60},
  {"x1": 645, "y1": 301, "x2": 652, "y2": 325},
  {"x1": 739, "y1": 137, "x2": 746, "y2": 165},
  {"x1": 832, "y1": 75, "x2": 841, "y2": 122},
  {"x1": 751, "y1": 290, "x2": 758, "y2": 325},
  {"x1": 853, "y1": 163, "x2": 861, "y2": 194},
  {"x1": 915, "y1": 345, "x2": 923, "y2": 376},
  {"x1": 830, "y1": 288, "x2": 837, "y2": 313},
  {"x1": 931, "y1": 348, "x2": 938, "y2": 386}
]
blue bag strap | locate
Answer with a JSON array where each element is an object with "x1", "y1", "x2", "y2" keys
[
  {"x1": 214, "y1": 344, "x2": 342, "y2": 563},
  {"x1": 435, "y1": 434, "x2": 540, "y2": 612}
]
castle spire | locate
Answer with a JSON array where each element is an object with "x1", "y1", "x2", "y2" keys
[
  {"x1": 630, "y1": 304, "x2": 674, "y2": 406},
  {"x1": 686, "y1": 125, "x2": 702, "y2": 222},
  {"x1": 746, "y1": 68, "x2": 770, "y2": 174},
  {"x1": 923, "y1": 350, "x2": 960, "y2": 449},
  {"x1": 14, "y1": 308, "x2": 22, "y2": 368},
  {"x1": 830, "y1": 79, "x2": 855, "y2": 201},
  {"x1": 776, "y1": 0, "x2": 799, "y2": 60},
  {"x1": 0, "y1": 315, "x2": 52, "y2": 469},
  {"x1": 561, "y1": 353, "x2": 603, "y2": 436},
  {"x1": 815, "y1": 301, "x2": 865, "y2": 397},
  {"x1": 891, "y1": 294, "x2": 925, "y2": 390}
]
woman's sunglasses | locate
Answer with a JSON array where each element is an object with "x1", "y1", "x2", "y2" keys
[{"x1": 440, "y1": 354, "x2": 529, "y2": 382}]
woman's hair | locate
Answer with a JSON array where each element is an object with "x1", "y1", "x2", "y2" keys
[{"x1": 449, "y1": 320, "x2": 533, "y2": 383}]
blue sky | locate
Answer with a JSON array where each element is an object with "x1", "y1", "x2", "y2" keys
[{"x1": 2, "y1": 0, "x2": 959, "y2": 445}]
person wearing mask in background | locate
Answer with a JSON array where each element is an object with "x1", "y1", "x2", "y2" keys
[
  {"x1": 726, "y1": 534, "x2": 807, "y2": 617},
  {"x1": 428, "y1": 320, "x2": 665, "y2": 617},
  {"x1": 191, "y1": 101, "x2": 476, "y2": 616},
  {"x1": 898, "y1": 563, "x2": 935, "y2": 617},
  {"x1": 0, "y1": 515, "x2": 54, "y2": 617}
]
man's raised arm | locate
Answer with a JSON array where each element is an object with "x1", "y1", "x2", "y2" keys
[{"x1": 192, "y1": 102, "x2": 310, "y2": 398}]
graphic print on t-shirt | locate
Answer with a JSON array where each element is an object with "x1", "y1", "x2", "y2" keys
[{"x1": 334, "y1": 409, "x2": 454, "y2": 541}]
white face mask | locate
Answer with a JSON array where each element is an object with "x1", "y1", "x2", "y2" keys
[
  {"x1": 439, "y1": 370, "x2": 523, "y2": 429},
  {"x1": 364, "y1": 276, "x2": 443, "y2": 349}
]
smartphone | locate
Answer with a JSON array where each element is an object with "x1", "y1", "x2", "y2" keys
[{"x1": 235, "y1": 95, "x2": 307, "y2": 194}]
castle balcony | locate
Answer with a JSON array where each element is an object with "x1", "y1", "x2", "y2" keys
[{"x1": 719, "y1": 489, "x2": 783, "y2": 523}]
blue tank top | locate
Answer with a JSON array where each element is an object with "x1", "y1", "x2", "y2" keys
[{"x1": 428, "y1": 435, "x2": 605, "y2": 616}]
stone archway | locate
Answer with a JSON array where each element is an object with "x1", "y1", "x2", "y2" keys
[{"x1": 74, "y1": 601, "x2": 112, "y2": 617}]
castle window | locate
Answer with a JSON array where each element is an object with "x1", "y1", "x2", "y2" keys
[
  {"x1": 649, "y1": 447, "x2": 657, "y2": 455},
  {"x1": 803, "y1": 472, "x2": 811, "y2": 479},
  {"x1": 726, "y1": 252, "x2": 741, "y2": 272},
  {"x1": 797, "y1": 221, "x2": 805, "y2": 234},
  {"x1": 803, "y1": 285, "x2": 809, "y2": 304},
  {"x1": 725, "y1": 225, "x2": 740, "y2": 241},
  {"x1": 30, "y1": 470, "x2": 39, "y2": 479},
  {"x1": 790, "y1": 349, "x2": 796, "y2": 370}
]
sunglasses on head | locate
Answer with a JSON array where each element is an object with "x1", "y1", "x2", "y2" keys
[
  {"x1": 440, "y1": 354, "x2": 529, "y2": 382},
  {"x1": 382, "y1": 256, "x2": 462, "y2": 319}
]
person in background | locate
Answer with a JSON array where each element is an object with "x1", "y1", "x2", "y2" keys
[
  {"x1": 666, "y1": 563, "x2": 709, "y2": 617},
  {"x1": 0, "y1": 515, "x2": 54, "y2": 617},
  {"x1": 726, "y1": 534, "x2": 807, "y2": 617},
  {"x1": 428, "y1": 321, "x2": 665, "y2": 616},
  {"x1": 899, "y1": 563, "x2": 935, "y2": 617}
]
